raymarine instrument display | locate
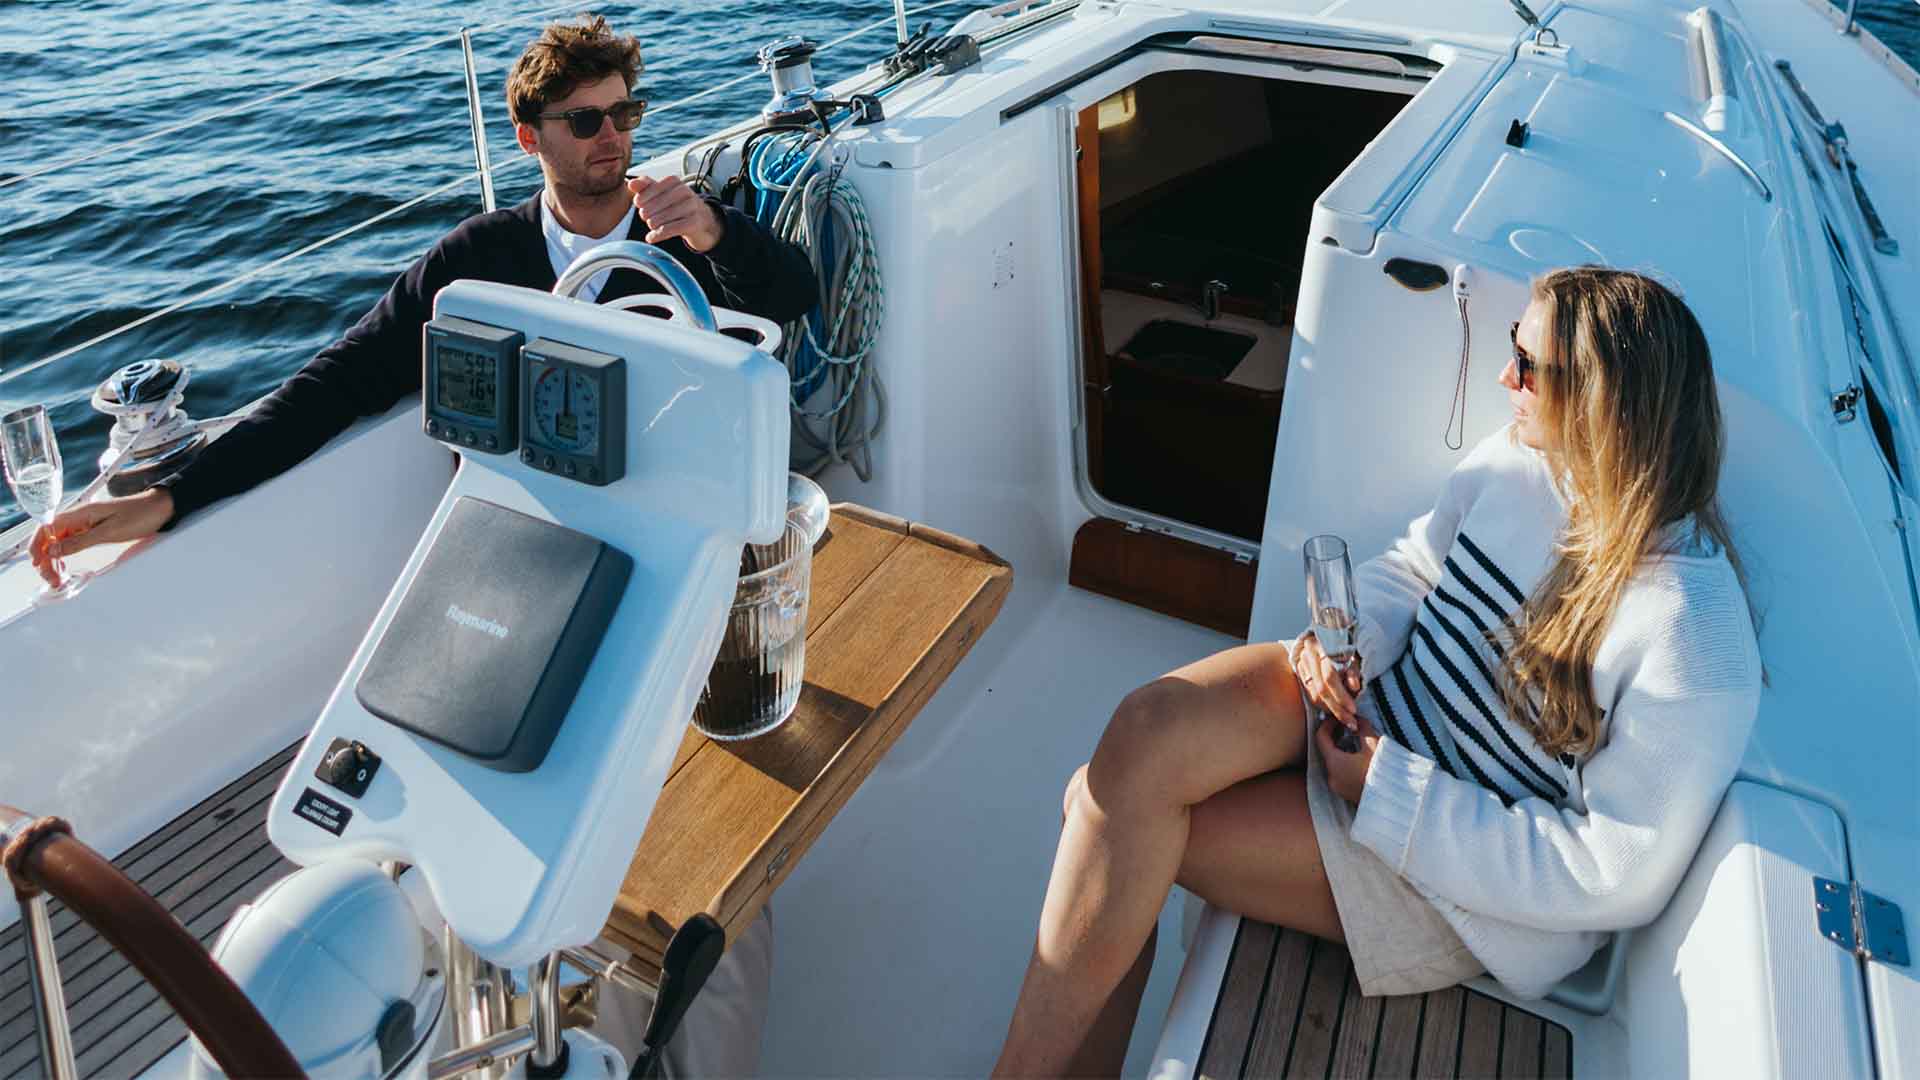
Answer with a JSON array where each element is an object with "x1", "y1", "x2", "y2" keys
[
  {"x1": 354, "y1": 497, "x2": 633, "y2": 773},
  {"x1": 522, "y1": 338, "x2": 625, "y2": 485},
  {"x1": 269, "y1": 271, "x2": 790, "y2": 966},
  {"x1": 424, "y1": 315, "x2": 523, "y2": 453}
]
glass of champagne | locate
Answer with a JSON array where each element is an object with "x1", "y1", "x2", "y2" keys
[
  {"x1": 1303, "y1": 534, "x2": 1361, "y2": 752},
  {"x1": 3, "y1": 404, "x2": 90, "y2": 601}
]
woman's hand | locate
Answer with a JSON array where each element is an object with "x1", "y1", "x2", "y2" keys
[
  {"x1": 28, "y1": 489, "x2": 174, "y2": 586},
  {"x1": 1291, "y1": 632, "x2": 1364, "y2": 729},
  {"x1": 1315, "y1": 716, "x2": 1379, "y2": 805}
]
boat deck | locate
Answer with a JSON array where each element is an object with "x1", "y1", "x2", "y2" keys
[
  {"x1": 1196, "y1": 920, "x2": 1572, "y2": 1079},
  {"x1": 0, "y1": 745, "x2": 297, "y2": 1080}
]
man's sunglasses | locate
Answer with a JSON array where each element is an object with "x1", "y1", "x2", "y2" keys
[
  {"x1": 537, "y1": 98, "x2": 648, "y2": 139},
  {"x1": 1510, "y1": 321, "x2": 1537, "y2": 384}
]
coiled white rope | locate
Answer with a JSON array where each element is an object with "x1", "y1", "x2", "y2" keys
[{"x1": 747, "y1": 124, "x2": 888, "y2": 481}]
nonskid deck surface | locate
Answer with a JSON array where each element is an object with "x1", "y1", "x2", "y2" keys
[
  {"x1": 0, "y1": 744, "x2": 298, "y2": 1080},
  {"x1": 757, "y1": 574, "x2": 1236, "y2": 1077},
  {"x1": 1198, "y1": 921, "x2": 1571, "y2": 1080}
]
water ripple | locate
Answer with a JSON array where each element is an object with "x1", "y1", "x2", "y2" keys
[{"x1": 0, "y1": 0, "x2": 906, "y2": 525}]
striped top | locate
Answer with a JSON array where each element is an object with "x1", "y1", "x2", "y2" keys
[
  {"x1": 1363, "y1": 529, "x2": 1574, "y2": 806},
  {"x1": 1350, "y1": 425, "x2": 1574, "y2": 809},
  {"x1": 1342, "y1": 426, "x2": 1762, "y2": 999}
]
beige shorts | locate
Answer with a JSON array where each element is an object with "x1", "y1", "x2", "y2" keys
[{"x1": 1303, "y1": 705, "x2": 1484, "y2": 997}]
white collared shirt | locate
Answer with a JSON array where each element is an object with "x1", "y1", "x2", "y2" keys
[{"x1": 539, "y1": 194, "x2": 635, "y2": 303}]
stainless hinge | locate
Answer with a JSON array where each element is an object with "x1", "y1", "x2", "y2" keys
[
  {"x1": 1232, "y1": 551, "x2": 1254, "y2": 565},
  {"x1": 1814, "y1": 876, "x2": 1909, "y2": 966},
  {"x1": 1832, "y1": 384, "x2": 1861, "y2": 423}
]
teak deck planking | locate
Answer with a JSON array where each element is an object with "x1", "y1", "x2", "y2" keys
[
  {"x1": 1196, "y1": 921, "x2": 1573, "y2": 1080},
  {"x1": 602, "y1": 504, "x2": 1013, "y2": 979},
  {"x1": 0, "y1": 745, "x2": 300, "y2": 1080}
]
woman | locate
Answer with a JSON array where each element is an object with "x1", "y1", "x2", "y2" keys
[{"x1": 993, "y1": 268, "x2": 1762, "y2": 1077}]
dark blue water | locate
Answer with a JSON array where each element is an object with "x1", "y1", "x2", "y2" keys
[
  {"x1": 1, "y1": 0, "x2": 1915, "y2": 530},
  {"x1": 0, "y1": 0, "x2": 937, "y2": 528}
]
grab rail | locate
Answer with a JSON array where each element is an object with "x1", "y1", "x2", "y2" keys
[{"x1": 1661, "y1": 110, "x2": 1770, "y2": 201}]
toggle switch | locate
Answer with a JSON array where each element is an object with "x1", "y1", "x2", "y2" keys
[{"x1": 316, "y1": 738, "x2": 381, "y2": 798}]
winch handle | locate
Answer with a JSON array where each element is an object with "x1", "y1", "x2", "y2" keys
[
  {"x1": 2, "y1": 805, "x2": 306, "y2": 1078},
  {"x1": 551, "y1": 241, "x2": 718, "y2": 332}
]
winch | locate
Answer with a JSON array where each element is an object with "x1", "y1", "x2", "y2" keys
[
  {"x1": 88, "y1": 358, "x2": 208, "y2": 495},
  {"x1": 757, "y1": 36, "x2": 828, "y2": 123}
]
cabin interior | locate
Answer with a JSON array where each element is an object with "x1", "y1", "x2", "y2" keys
[{"x1": 1070, "y1": 68, "x2": 1411, "y2": 634}]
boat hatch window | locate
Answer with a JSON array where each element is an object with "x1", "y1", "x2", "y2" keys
[{"x1": 1822, "y1": 220, "x2": 1911, "y2": 492}]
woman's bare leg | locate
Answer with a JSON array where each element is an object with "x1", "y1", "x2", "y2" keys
[
  {"x1": 1059, "y1": 925, "x2": 1157, "y2": 1079},
  {"x1": 993, "y1": 642, "x2": 1313, "y2": 1078},
  {"x1": 1178, "y1": 770, "x2": 1342, "y2": 940}
]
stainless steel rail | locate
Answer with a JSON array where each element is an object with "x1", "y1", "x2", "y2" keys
[
  {"x1": 529, "y1": 954, "x2": 564, "y2": 1070},
  {"x1": 428, "y1": 1025, "x2": 538, "y2": 1080},
  {"x1": 560, "y1": 944, "x2": 657, "y2": 995},
  {"x1": 18, "y1": 897, "x2": 77, "y2": 1080},
  {"x1": 2, "y1": 808, "x2": 79, "y2": 1080},
  {"x1": 1661, "y1": 110, "x2": 1771, "y2": 202},
  {"x1": 552, "y1": 242, "x2": 718, "y2": 331},
  {"x1": 461, "y1": 28, "x2": 498, "y2": 215}
]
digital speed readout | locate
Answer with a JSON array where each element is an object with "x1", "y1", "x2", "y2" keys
[
  {"x1": 436, "y1": 347, "x2": 498, "y2": 419},
  {"x1": 423, "y1": 314, "x2": 522, "y2": 454}
]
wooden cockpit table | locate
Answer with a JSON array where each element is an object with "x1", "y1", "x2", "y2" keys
[{"x1": 601, "y1": 504, "x2": 1012, "y2": 981}]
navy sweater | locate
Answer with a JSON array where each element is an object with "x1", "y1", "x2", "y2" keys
[{"x1": 160, "y1": 192, "x2": 816, "y2": 523}]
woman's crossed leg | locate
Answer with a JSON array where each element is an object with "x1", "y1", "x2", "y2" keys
[{"x1": 993, "y1": 642, "x2": 1345, "y2": 1077}]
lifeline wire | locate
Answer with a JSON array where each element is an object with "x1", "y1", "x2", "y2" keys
[
  {"x1": 0, "y1": 1, "x2": 949, "y2": 388},
  {"x1": 0, "y1": 0, "x2": 587, "y2": 193}
]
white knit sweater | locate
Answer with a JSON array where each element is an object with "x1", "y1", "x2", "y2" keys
[{"x1": 1343, "y1": 426, "x2": 1762, "y2": 999}]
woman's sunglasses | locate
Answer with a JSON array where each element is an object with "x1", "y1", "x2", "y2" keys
[
  {"x1": 537, "y1": 98, "x2": 648, "y2": 139},
  {"x1": 1509, "y1": 321, "x2": 1537, "y2": 385}
]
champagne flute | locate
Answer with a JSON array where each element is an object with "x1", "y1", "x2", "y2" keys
[
  {"x1": 1303, "y1": 534, "x2": 1361, "y2": 753},
  {"x1": 3, "y1": 404, "x2": 90, "y2": 601}
]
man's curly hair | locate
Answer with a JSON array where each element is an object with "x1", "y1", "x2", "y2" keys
[{"x1": 506, "y1": 14, "x2": 643, "y2": 126}]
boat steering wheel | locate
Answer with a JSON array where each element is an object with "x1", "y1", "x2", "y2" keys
[
  {"x1": 551, "y1": 240, "x2": 719, "y2": 331},
  {"x1": 2, "y1": 806, "x2": 305, "y2": 1077}
]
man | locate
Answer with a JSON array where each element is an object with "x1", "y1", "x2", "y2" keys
[{"x1": 31, "y1": 15, "x2": 814, "y2": 573}]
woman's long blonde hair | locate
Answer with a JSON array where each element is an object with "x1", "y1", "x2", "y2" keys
[{"x1": 1501, "y1": 268, "x2": 1747, "y2": 757}]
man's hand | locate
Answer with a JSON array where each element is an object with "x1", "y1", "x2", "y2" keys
[
  {"x1": 28, "y1": 488, "x2": 173, "y2": 586},
  {"x1": 627, "y1": 175, "x2": 724, "y2": 252},
  {"x1": 1315, "y1": 716, "x2": 1379, "y2": 806}
]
